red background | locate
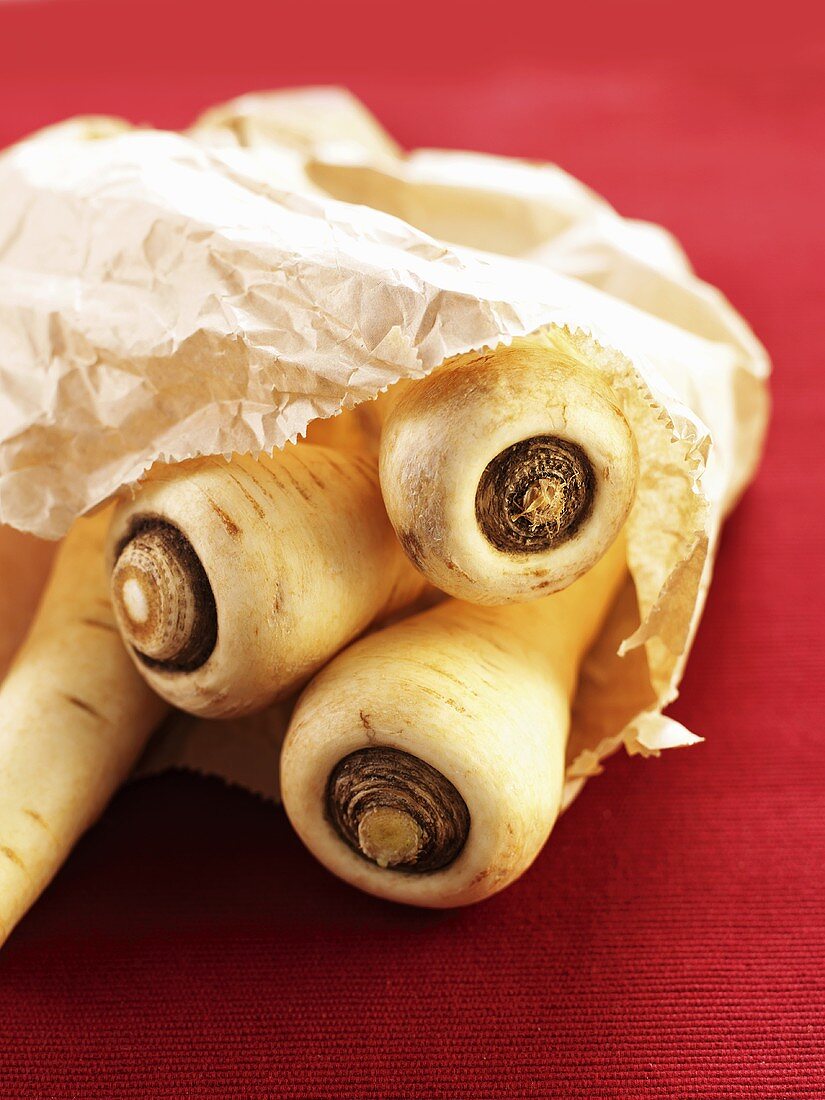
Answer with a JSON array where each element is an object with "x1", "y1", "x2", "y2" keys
[{"x1": 1, "y1": 1, "x2": 824, "y2": 1096}]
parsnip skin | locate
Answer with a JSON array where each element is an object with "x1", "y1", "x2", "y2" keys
[
  {"x1": 107, "y1": 446, "x2": 427, "y2": 719},
  {"x1": 0, "y1": 510, "x2": 167, "y2": 946},
  {"x1": 281, "y1": 538, "x2": 627, "y2": 908},
  {"x1": 379, "y1": 335, "x2": 638, "y2": 605}
]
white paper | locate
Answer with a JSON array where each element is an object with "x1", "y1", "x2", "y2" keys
[{"x1": 0, "y1": 89, "x2": 770, "y2": 797}]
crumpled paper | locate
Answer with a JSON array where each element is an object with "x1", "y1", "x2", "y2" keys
[{"x1": 0, "y1": 88, "x2": 770, "y2": 804}]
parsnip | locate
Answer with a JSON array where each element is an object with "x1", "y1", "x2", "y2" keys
[
  {"x1": 281, "y1": 537, "x2": 626, "y2": 908},
  {"x1": 0, "y1": 510, "x2": 167, "y2": 946},
  {"x1": 379, "y1": 331, "x2": 638, "y2": 604},
  {"x1": 107, "y1": 445, "x2": 427, "y2": 718}
]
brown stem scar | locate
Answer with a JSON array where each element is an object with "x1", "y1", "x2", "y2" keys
[
  {"x1": 62, "y1": 694, "x2": 104, "y2": 721},
  {"x1": 326, "y1": 747, "x2": 470, "y2": 874},
  {"x1": 80, "y1": 618, "x2": 118, "y2": 633},
  {"x1": 112, "y1": 520, "x2": 218, "y2": 673},
  {"x1": 1, "y1": 846, "x2": 25, "y2": 871},
  {"x1": 475, "y1": 435, "x2": 595, "y2": 554},
  {"x1": 223, "y1": 469, "x2": 266, "y2": 520},
  {"x1": 205, "y1": 497, "x2": 240, "y2": 538}
]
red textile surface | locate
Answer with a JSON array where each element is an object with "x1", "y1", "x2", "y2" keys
[{"x1": 1, "y1": 2, "x2": 823, "y2": 1096}]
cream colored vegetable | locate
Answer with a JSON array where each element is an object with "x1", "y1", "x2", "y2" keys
[
  {"x1": 0, "y1": 510, "x2": 167, "y2": 946},
  {"x1": 379, "y1": 331, "x2": 638, "y2": 604},
  {"x1": 107, "y1": 445, "x2": 427, "y2": 719},
  {"x1": 281, "y1": 535, "x2": 627, "y2": 908}
]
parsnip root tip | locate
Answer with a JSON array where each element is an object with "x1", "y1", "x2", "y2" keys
[
  {"x1": 326, "y1": 747, "x2": 470, "y2": 874},
  {"x1": 111, "y1": 522, "x2": 218, "y2": 671},
  {"x1": 475, "y1": 435, "x2": 595, "y2": 554}
]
